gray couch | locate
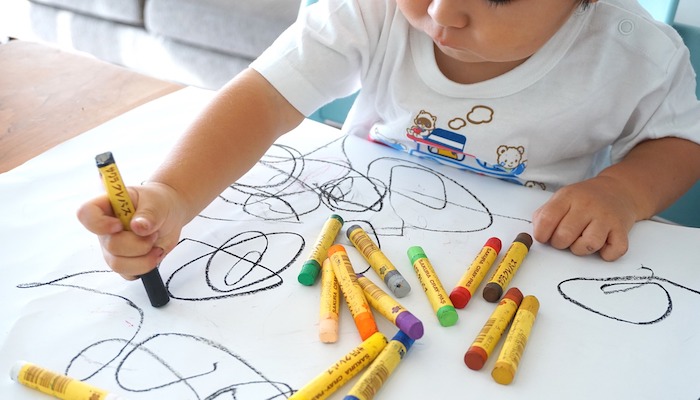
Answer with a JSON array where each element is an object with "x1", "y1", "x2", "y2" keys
[{"x1": 26, "y1": 0, "x2": 301, "y2": 89}]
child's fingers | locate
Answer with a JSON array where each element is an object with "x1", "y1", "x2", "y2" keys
[
  {"x1": 598, "y1": 229, "x2": 629, "y2": 261},
  {"x1": 532, "y1": 202, "x2": 566, "y2": 244},
  {"x1": 569, "y1": 220, "x2": 610, "y2": 256},
  {"x1": 101, "y1": 246, "x2": 165, "y2": 278},
  {"x1": 99, "y1": 230, "x2": 158, "y2": 258},
  {"x1": 76, "y1": 198, "x2": 123, "y2": 235}
]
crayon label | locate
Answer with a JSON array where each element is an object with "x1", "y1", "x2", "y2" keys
[
  {"x1": 359, "y1": 277, "x2": 405, "y2": 323},
  {"x1": 319, "y1": 260, "x2": 340, "y2": 319},
  {"x1": 497, "y1": 309, "x2": 537, "y2": 370},
  {"x1": 308, "y1": 218, "x2": 343, "y2": 265},
  {"x1": 458, "y1": 247, "x2": 498, "y2": 291},
  {"x1": 346, "y1": 341, "x2": 407, "y2": 400},
  {"x1": 290, "y1": 333, "x2": 388, "y2": 400},
  {"x1": 349, "y1": 229, "x2": 397, "y2": 279},
  {"x1": 488, "y1": 243, "x2": 529, "y2": 288},
  {"x1": 98, "y1": 164, "x2": 135, "y2": 227},
  {"x1": 329, "y1": 251, "x2": 371, "y2": 317},
  {"x1": 412, "y1": 258, "x2": 451, "y2": 312},
  {"x1": 17, "y1": 363, "x2": 110, "y2": 399},
  {"x1": 471, "y1": 297, "x2": 519, "y2": 356}
]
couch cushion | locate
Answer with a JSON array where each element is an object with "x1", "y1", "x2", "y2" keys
[
  {"x1": 145, "y1": 0, "x2": 299, "y2": 59},
  {"x1": 29, "y1": 0, "x2": 144, "y2": 25}
]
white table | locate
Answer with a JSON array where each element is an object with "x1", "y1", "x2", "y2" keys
[{"x1": 1, "y1": 87, "x2": 699, "y2": 399}]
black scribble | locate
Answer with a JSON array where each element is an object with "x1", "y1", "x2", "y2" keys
[
  {"x1": 17, "y1": 271, "x2": 295, "y2": 399},
  {"x1": 204, "y1": 135, "x2": 529, "y2": 234},
  {"x1": 558, "y1": 266, "x2": 700, "y2": 325},
  {"x1": 166, "y1": 230, "x2": 304, "y2": 301},
  {"x1": 14, "y1": 132, "x2": 536, "y2": 398}
]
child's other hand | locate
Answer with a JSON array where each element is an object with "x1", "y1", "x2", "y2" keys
[
  {"x1": 76, "y1": 182, "x2": 187, "y2": 280},
  {"x1": 532, "y1": 176, "x2": 638, "y2": 261}
]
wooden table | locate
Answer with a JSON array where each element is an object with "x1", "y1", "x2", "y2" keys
[{"x1": 0, "y1": 40, "x2": 182, "y2": 173}]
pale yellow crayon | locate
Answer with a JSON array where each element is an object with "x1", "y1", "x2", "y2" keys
[{"x1": 319, "y1": 258, "x2": 341, "y2": 343}]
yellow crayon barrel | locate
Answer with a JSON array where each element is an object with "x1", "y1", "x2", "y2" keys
[
  {"x1": 450, "y1": 237, "x2": 502, "y2": 308},
  {"x1": 319, "y1": 258, "x2": 341, "y2": 343},
  {"x1": 289, "y1": 332, "x2": 388, "y2": 400},
  {"x1": 11, "y1": 360, "x2": 127, "y2": 400},
  {"x1": 407, "y1": 246, "x2": 458, "y2": 327},
  {"x1": 346, "y1": 225, "x2": 411, "y2": 297},
  {"x1": 356, "y1": 274, "x2": 424, "y2": 340},
  {"x1": 344, "y1": 330, "x2": 415, "y2": 400},
  {"x1": 483, "y1": 233, "x2": 532, "y2": 303},
  {"x1": 464, "y1": 287, "x2": 523, "y2": 370},
  {"x1": 299, "y1": 214, "x2": 344, "y2": 286},
  {"x1": 492, "y1": 295, "x2": 540, "y2": 385},
  {"x1": 328, "y1": 245, "x2": 379, "y2": 340}
]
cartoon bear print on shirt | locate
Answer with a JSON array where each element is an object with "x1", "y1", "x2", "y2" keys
[
  {"x1": 476, "y1": 144, "x2": 527, "y2": 176},
  {"x1": 496, "y1": 145, "x2": 526, "y2": 173},
  {"x1": 402, "y1": 106, "x2": 529, "y2": 182}
]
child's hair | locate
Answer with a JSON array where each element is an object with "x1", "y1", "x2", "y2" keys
[{"x1": 578, "y1": 0, "x2": 594, "y2": 9}]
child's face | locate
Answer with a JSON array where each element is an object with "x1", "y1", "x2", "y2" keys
[{"x1": 397, "y1": 0, "x2": 584, "y2": 64}]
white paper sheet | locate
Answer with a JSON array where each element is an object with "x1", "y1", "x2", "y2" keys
[{"x1": 1, "y1": 87, "x2": 699, "y2": 399}]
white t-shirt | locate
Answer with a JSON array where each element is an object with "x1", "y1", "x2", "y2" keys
[{"x1": 252, "y1": 0, "x2": 700, "y2": 190}]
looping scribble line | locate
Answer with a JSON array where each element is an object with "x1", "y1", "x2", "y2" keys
[{"x1": 558, "y1": 266, "x2": 700, "y2": 325}]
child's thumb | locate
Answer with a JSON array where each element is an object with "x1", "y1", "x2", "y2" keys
[{"x1": 129, "y1": 204, "x2": 165, "y2": 237}]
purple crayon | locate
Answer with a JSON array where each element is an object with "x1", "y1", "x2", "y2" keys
[{"x1": 356, "y1": 273, "x2": 424, "y2": 340}]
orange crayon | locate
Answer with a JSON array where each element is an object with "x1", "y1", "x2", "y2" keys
[{"x1": 327, "y1": 244, "x2": 378, "y2": 340}]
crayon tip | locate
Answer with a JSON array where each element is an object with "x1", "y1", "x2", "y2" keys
[
  {"x1": 436, "y1": 305, "x2": 458, "y2": 327},
  {"x1": 449, "y1": 286, "x2": 472, "y2": 309},
  {"x1": 319, "y1": 318, "x2": 339, "y2": 343},
  {"x1": 395, "y1": 312, "x2": 424, "y2": 340},
  {"x1": 492, "y1": 362, "x2": 516, "y2": 385},
  {"x1": 465, "y1": 346, "x2": 488, "y2": 370},
  {"x1": 483, "y1": 282, "x2": 504, "y2": 303},
  {"x1": 385, "y1": 270, "x2": 411, "y2": 298},
  {"x1": 355, "y1": 313, "x2": 379, "y2": 341},
  {"x1": 514, "y1": 232, "x2": 533, "y2": 249},
  {"x1": 298, "y1": 260, "x2": 321, "y2": 286},
  {"x1": 485, "y1": 237, "x2": 502, "y2": 253}
]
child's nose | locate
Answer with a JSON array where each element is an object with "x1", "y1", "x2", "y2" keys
[{"x1": 428, "y1": 0, "x2": 470, "y2": 29}]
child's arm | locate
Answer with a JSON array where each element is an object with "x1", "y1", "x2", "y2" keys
[
  {"x1": 532, "y1": 137, "x2": 700, "y2": 261},
  {"x1": 77, "y1": 68, "x2": 304, "y2": 278}
]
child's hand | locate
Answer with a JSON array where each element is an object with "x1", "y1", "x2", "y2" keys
[
  {"x1": 532, "y1": 176, "x2": 638, "y2": 261},
  {"x1": 76, "y1": 182, "x2": 187, "y2": 280}
]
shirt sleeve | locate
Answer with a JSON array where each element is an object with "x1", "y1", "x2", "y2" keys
[
  {"x1": 250, "y1": 0, "x2": 376, "y2": 116},
  {"x1": 610, "y1": 40, "x2": 700, "y2": 163}
]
